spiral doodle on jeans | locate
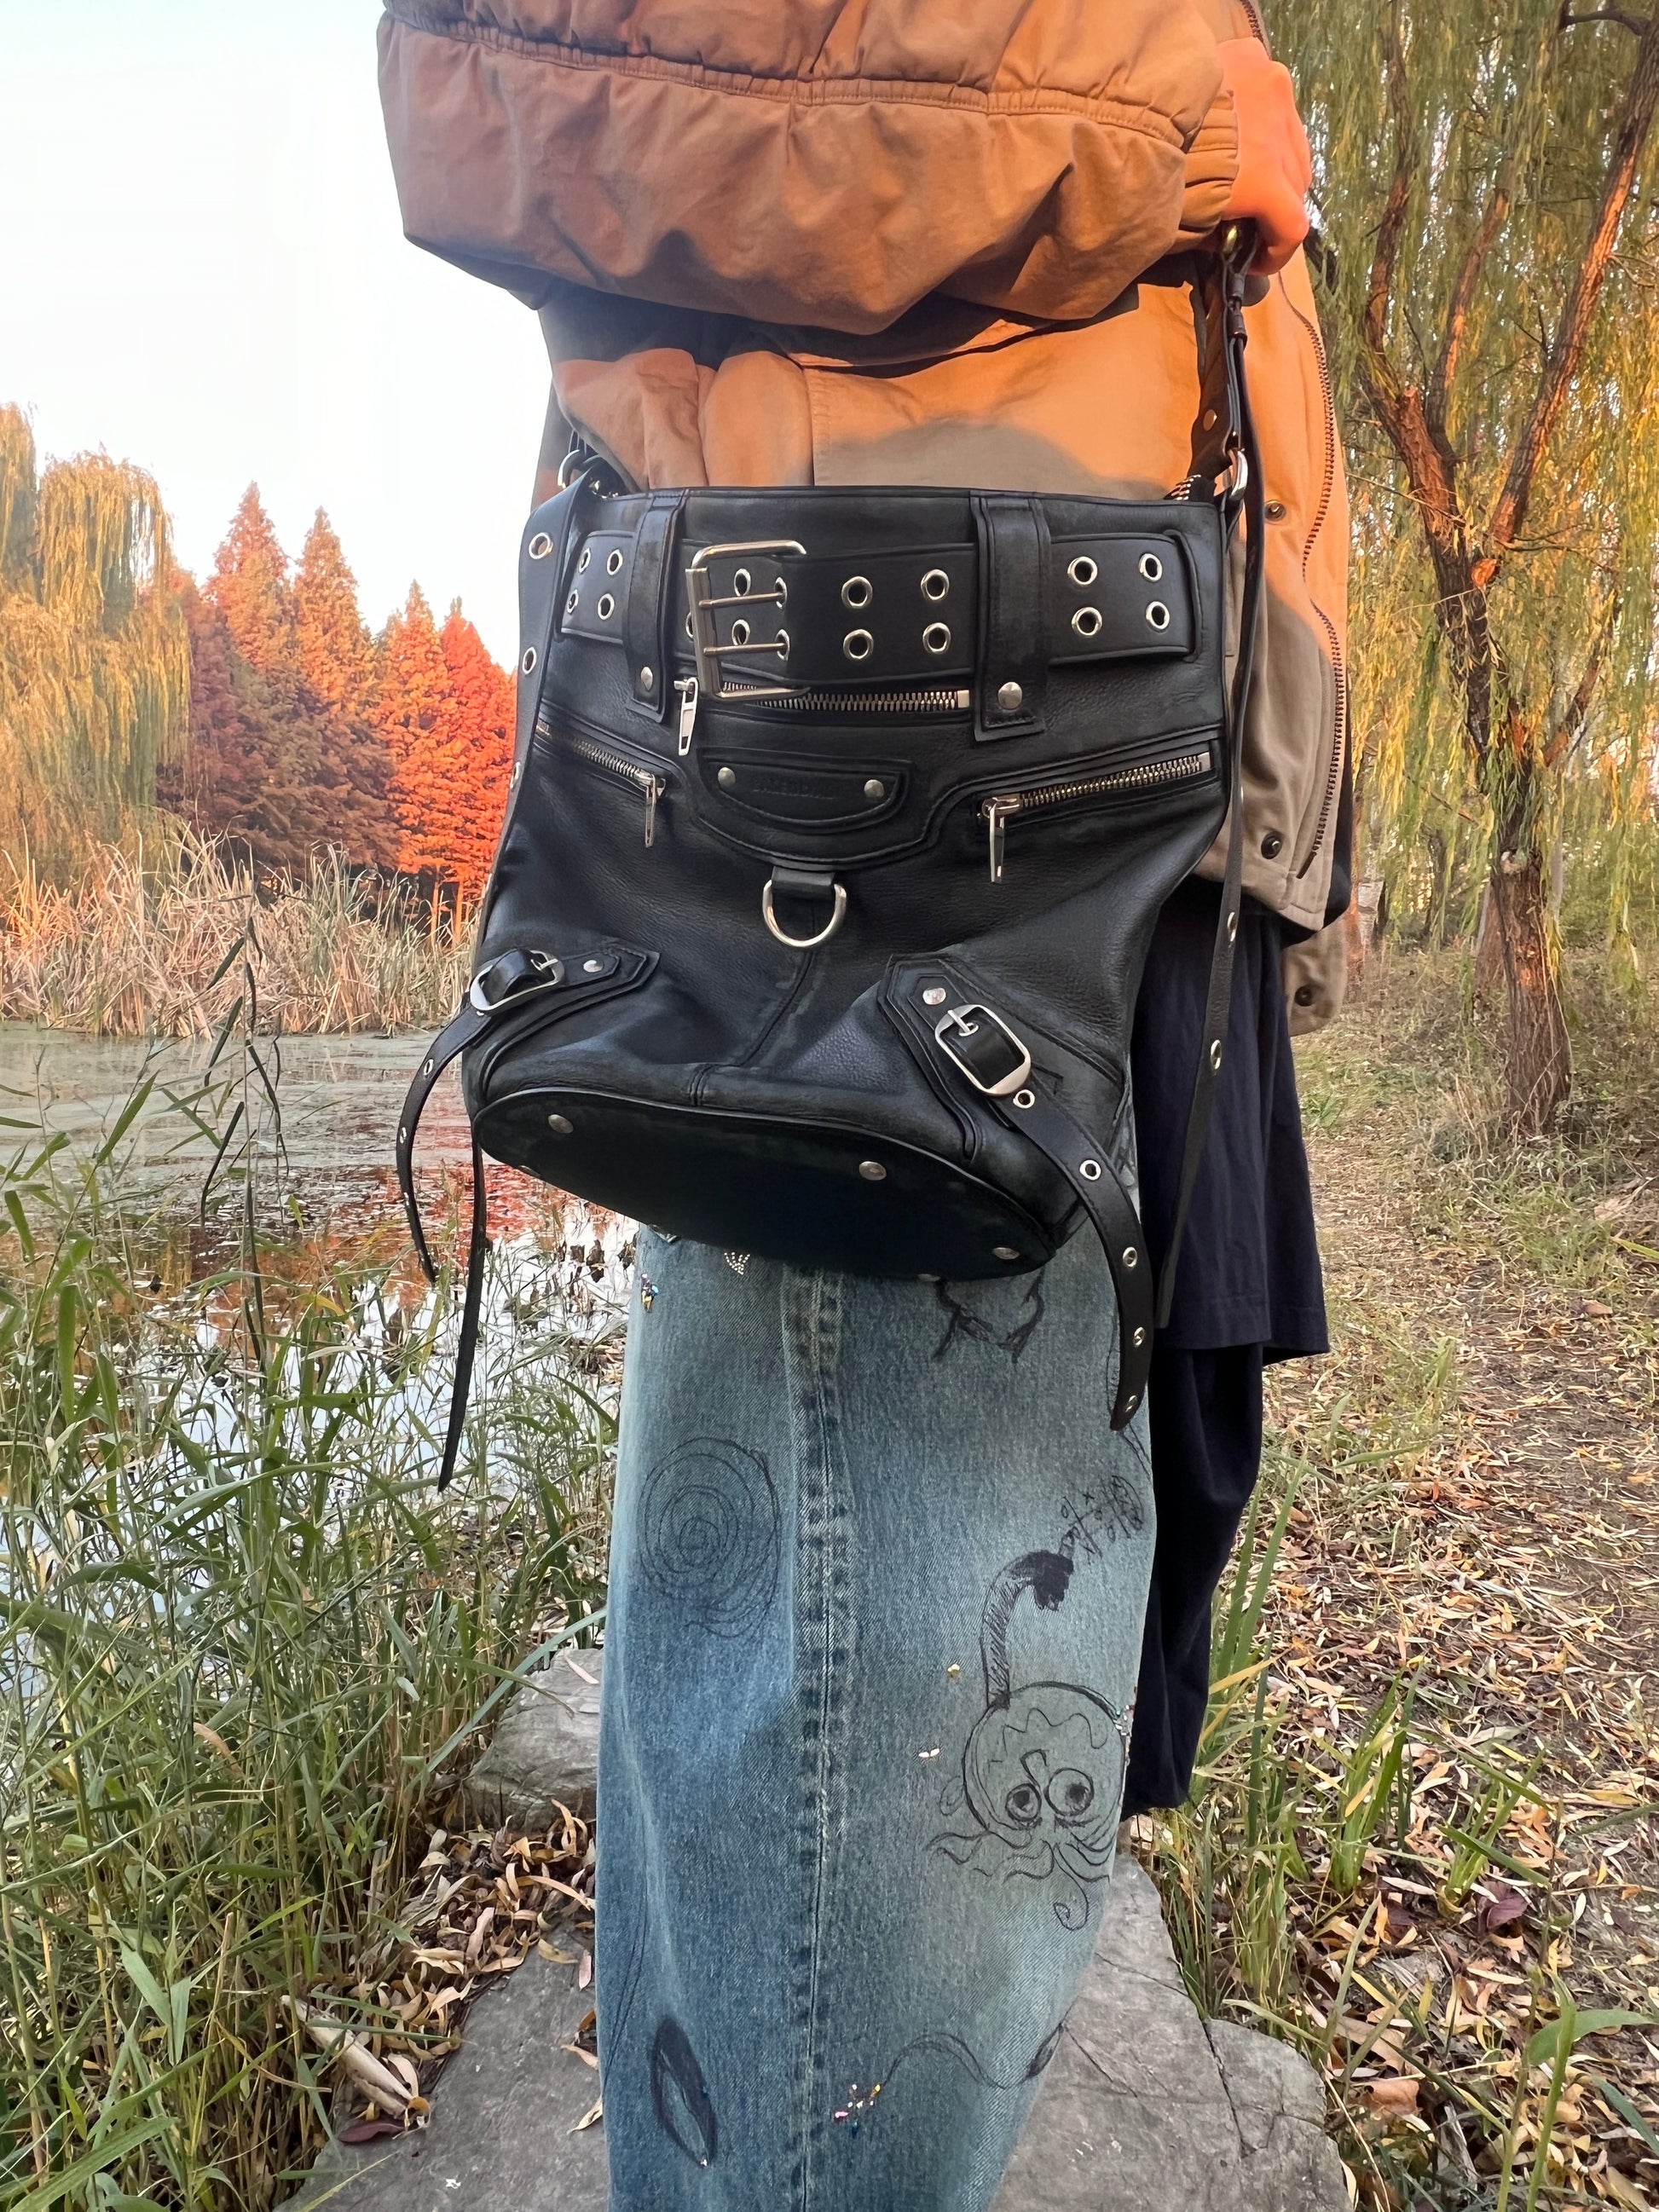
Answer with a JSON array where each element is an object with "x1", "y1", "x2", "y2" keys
[{"x1": 635, "y1": 1439, "x2": 780, "y2": 1638}]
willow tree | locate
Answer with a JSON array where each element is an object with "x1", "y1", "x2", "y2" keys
[
  {"x1": 1269, "y1": 3, "x2": 1659, "y2": 1127},
  {"x1": 0, "y1": 405, "x2": 189, "y2": 879}
]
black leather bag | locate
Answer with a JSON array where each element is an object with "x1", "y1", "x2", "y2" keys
[{"x1": 401, "y1": 242, "x2": 1264, "y2": 1486}]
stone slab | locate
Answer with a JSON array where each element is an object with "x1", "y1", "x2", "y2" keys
[
  {"x1": 283, "y1": 1859, "x2": 1346, "y2": 2212},
  {"x1": 463, "y1": 1648, "x2": 604, "y2": 1828}
]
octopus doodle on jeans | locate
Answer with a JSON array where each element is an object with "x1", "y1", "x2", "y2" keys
[
  {"x1": 931, "y1": 1273, "x2": 1048, "y2": 1365},
  {"x1": 931, "y1": 1544, "x2": 1135, "y2": 1931}
]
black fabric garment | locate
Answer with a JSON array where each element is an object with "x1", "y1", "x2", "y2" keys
[
  {"x1": 1124, "y1": 877, "x2": 1327, "y2": 1812},
  {"x1": 1133, "y1": 875, "x2": 1328, "y2": 1360},
  {"x1": 1122, "y1": 1343, "x2": 1264, "y2": 1816}
]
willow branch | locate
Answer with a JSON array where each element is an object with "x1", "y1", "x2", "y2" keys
[
  {"x1": 1558, "y1": 7, "x2": 1652, "y2": 35},
  {"x1": 1484, "y1": 10, "x2": 1659, "y2": 575},
  {"x1": 1543, "y1": 592, "x2": 1621, "y2": 767}
]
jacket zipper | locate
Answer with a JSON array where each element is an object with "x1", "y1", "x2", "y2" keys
[
  {"x1": 566, "y1": 731, "x2": 664, "y2": 847},
  {"x1": 1280, "y1": 288, "x2": 1349, "y2": 881},
  {"x1": 677, "y1": 677, "x2": 970, "y2": 752},
  {"x1": 980, "y1": 750, "x2": 1211, "y2": 883}
]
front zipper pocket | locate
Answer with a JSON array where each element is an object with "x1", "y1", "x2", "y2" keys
[
  {"x1": 564, "y1": 730, "x2": 666, "y2": 847},
  {"x1": 980, "y1": 746, "x2": 1214, "y2": 882},
  {"x1": 723, "y1": 682, "x2": 972, "y2": 719}
]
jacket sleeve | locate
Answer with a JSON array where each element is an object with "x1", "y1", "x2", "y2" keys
[{"x1": 377, "y1": 2, "x2": 1238, "y2": 336}]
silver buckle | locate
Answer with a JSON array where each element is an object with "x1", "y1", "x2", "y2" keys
[
  {"x1": 469, "y1": 950, "x2": 565, "y2": 1014},
  {"x1": 687, "y1": 539, "x2": 805, "y2": 702},
  {"x1": 934, "y1": 1003, "x2": 1033, "y2": 1098}
]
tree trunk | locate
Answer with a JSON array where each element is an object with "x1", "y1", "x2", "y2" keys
[{"x1": 1485, "y1": 837, "x2": 1570, "y2": 1131}]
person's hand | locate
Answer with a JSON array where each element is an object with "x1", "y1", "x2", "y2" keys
[{"x1": 1216, "y1": 39, "x2": 1312, "y2": 275}]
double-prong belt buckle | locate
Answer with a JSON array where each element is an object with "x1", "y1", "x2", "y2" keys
[
  {"x1": 934, "y1": 1003, "x2": 1033, "y2": 1098},
  {"x1": 686, "y1": 540, "x2": 804, "y2": 702}
]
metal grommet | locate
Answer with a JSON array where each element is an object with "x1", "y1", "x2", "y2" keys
[
  {"x1": 773, "y1": 629, "x2": 790, "y2": 659},
  {"x1": 997, "y1": 680, "x2": 1024, "y2": 713},
  {"x1": 922, "y1": 621, "x2": 951, "y2": 656},
  {"x1": 1079, "y1": 1158, "x2": 1103, "y2": 1182},
  {"x1": 863, "y1": 777, "x2": 887, "y2": 801},
  {"x1": 1209, "y1": 1039, "x2": 1223, "y2": 1072},
  {"x1": 922, "y1": 985, "x2": 947, "y2": 1007},
  {"x1": 1124, "y1": 1393, "x2": 1140, "y2": 1415},
  {"x1": 528, "y1": 532, "x2": 553, "y2": 561},
  {"x1": 921, "y1": 568, "x2": 950, "y2": 603},
  {"x1": 1066, "y1": 555, "x2": 1098, "y2": 587},
  {"x1": 639, "y1": 665, "x2": 655, "y2": 692},
  {"x1": 1145, "y1": 601, "x2": 1171, "y2": 631},
  {"x1": 1012, "y1": 1088, "x2": 1036, "y2": 1110},
  {"x1": 774, "y1": 576, "x2": 789, "y2": 606},
  {"x1": 577, "y1": 546, "x2": 592, "y2": 574},
  {"x1": 1072, "y1": 606, "x2": 1103, "y2": 639},
  {"x1": 1131, "y1": 1325, "x2": 1148, "y2": 1349},
  {"x1": 841, "y1": 575, "x2": 872, "y2": 610},
  {"x1": 521, "y1": 647, "x2": 538, "y2": 675},
  {"x1": 843, "y1": 628, "x2": 874, "y2": 662},
  {"x1": 1227, "y1": 908, "x2": 1239, "y2": 944},
  {"x1": 1264, "y1": 501, "x2": 1288, "y2": 522},
  {"x1": 685, "y1": 612, "x2": 694, "y2": 638},
  {"x1": 992, "y1": 1245, "x2": 1022, "y2": 1262},
  {"x1": 918, "y1": 1273, "x2": 941, "y2": 1284},
  {"x1": 547, "y1": 1113, "x2": 574, "y2": 1135},
  {"x1": 731, "y1": 618, "x2": 751, "y2": 645},
  {"x1": 858, "y1": 1159, "x2": 887, "y2": 1182},
  {"x1": 565, "y1": 591, "x2": 580, "y2": 615},
  {"x1": 733, "y1": 567, "x2": 752, "y2": 597},
  {"x1": 717, "y1": 766, "x2": 737, "y2": 791},
  {"x1": 1139, "y1": 552, "x2": 1164, "y2": 582},
  {"x1": 1122, "y1": 1245, "x2": 1140, "y2": 1269},
  {"x1": 605, "y1": 547, "x2": 624, "y2": 576},
  {"x1": 597, "y1": 593, "x2": 616, "y2": 621}
]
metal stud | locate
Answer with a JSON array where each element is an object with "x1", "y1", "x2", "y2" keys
[
  {"x1": 1131, "y1": 1325, "x2": 1148, "y2": 1349},
  {"x1": 1079, "y1": 1158, "x2": 1103, "y2": 1181},
  {"x1": 843, "y1": 628, "x2": 874, "y2": 662},
  {"x1": 528, "y1": 532, "x2": 553, "y2": 560},
  {"x1": 1145, "y1": 601, "x2": 1171, "y2": 631},
  {"x1": 992, "y1": 1245, "x2": 1022, "y2": 1262},
  {"x1": 863, "y1": 777, "x2": 887, "y2": 801},
  {"x1": 922, "y1": 621, "x2": 951, "y2": 656},
  {"x1": 858, "y1": 1159, "x2": 887, "y2": 1182},
  {"x1": 997, "y1": 681, "x2": 1023, "y2": 713},
  {"x1": 521, "y1": 647, "x2": 538, "y2": 675},
  {"x1": 606, "y1": 547, "x2": 624, "y2": 575},
  {"x1": 639, "y1": 665, "x2": 655, "y2": 692},
  {"x1": 583, "y1": 958, "x2": 605, "y2": 974},
  {"x1": 1124, "y1": 1393, "x2": 1140, "y2": 1415},
  {"x1": 1072, "y1": 606, "x2": 1103, "y2": 638},
  {"x1": 1139, "y1": 552, "x2": 1164, "y2": 582},
  {"x1": 597, "y1": 594, "x2": 616, "y2": 621},
  {"x1": 547, "y1": 1113, "x2": 574, "y2": 1135},
  {"x1": 1067, "y1": 555, "x2": 1098, "y2": 587},
  {"x1": 922, "y1": 985, "x2": 947, "y2": 1007},
  {"x1": 717, "y1": 766, "x2": 737, "y2": 791},
  {"x1": 841, "y1": 575, "x2": 872, "y2": 610},
  {"x1": 921, "y1": 568, "x2": 950, "y2": 602}
]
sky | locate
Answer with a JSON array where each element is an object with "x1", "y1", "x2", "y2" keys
[{"x1": 1, "y1": 0, "x2": 551, "y2": 663}]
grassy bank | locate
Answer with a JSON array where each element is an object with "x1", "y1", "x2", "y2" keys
[
  {"x1": 1138, "y1": 944, "x2": 1659, "y2": 2209},
  {"x1": 0, "y1": 1053, "x2": 613, "y2": 2209},
  {"x1": 0, "y1": 841, "x2": 469, "y2": 1037}
]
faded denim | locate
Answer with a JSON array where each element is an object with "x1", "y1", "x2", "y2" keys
[{"x1": 597, "y1": 1224, "x2": 1155, "y2": 2212}]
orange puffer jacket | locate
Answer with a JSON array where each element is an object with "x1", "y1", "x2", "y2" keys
[{"x1": 379, "y1": 0, "x2": 1350, "y2": 1026}]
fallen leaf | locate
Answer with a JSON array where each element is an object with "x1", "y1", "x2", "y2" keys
[
  {"x1": 1477, "y1": 1881, "x2": 1530, "y2": 1937},
  {"x1": 337, "y1": 2118, "x2": 404, "y2": 2146},
  {"x1": 1366, "y1": 2076, "x2": 1422, "y2": 2117},
  {"x1": 561, "y1": 2042, "x2": 600, "y2": 2070},
  {"x1": 579, "y1": 1949, "x2": 593, "y2": 1992},
  {"x1": 538, "y1": 1940, "x2": 577, "y2": 1966},
  {"x1": 571, "y1": 2097, "x2": 604, "y2": 2134}
]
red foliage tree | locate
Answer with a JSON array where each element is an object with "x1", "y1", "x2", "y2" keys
[{"x1": 439, "y1": 601, "x2": 514, "y2": 901}]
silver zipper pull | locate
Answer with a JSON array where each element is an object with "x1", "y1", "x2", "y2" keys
[
  {"x1": 983, "y1": 797, "x2": 1015, "y2": 884},
  {"x1": 644, "y1": 775, "x2": 662, "y2": 847},
  {"x1": 675, "y1": 675, "x2": 700, "y2": 757}
]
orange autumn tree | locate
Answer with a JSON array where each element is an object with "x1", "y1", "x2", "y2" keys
[{"x1": 375, "y1": 586, "x2": 512, "y2": 904}]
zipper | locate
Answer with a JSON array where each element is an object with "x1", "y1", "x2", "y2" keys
[
  {"x1": 980, "y1": 750, "x2": 1212, "y2": 883},
  {"x1": 567, "y1": 731, "x2": 664, "y2": 847},
  {"x1": 1280, "y1": 288, "x2": 1349, "y2": 881},
  {"x1": 673, "y1": 674, "x2": 965, "y2": 754}
]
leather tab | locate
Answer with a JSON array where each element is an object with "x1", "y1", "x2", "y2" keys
[
  {"x1": 973, "y1": 494, "x2": 1050, "y2": 742},
  {"x1": 625, "y1": 490, "x2": 685, "y2": 720}
]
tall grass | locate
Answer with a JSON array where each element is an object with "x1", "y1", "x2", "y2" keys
[
  {"x1": 0, "y1": 837, "x2": 469, "y2": 1037},
  {"x1": 0, "y1": 1027, "x2": 612, "y2": 2208}
]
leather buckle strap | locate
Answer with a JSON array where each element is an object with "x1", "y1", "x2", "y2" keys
[
  {"x1": 972, "y1": 494, "x2": 1050, "y2": 742},
  {"x1": 686, "y1": 539, "x2": 805, "y2": 700},
  {"x1": 623, "y1": 490, "x2": 686, "y2": 719}
]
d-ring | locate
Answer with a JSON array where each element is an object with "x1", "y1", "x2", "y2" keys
[{"x1": 762, "y1": 879, "x2": 848, "y2": 950}]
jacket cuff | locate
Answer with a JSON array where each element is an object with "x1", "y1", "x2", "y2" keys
[
  {"x1": 1178, "y1": 90, "x2": 1239, "y2": 242},
  {"x1": 1282, "y1": 915, "x2": 1350, "y2": 1038}
]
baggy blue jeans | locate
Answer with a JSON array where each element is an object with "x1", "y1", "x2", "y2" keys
[{"x1": 596, "y1": 1222, "x2": 1155, "y2": 2211}]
